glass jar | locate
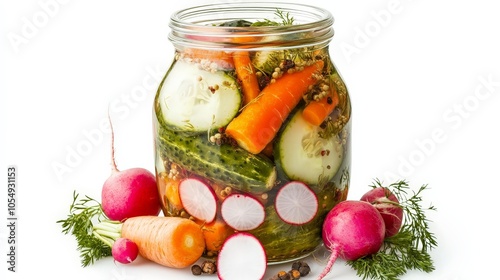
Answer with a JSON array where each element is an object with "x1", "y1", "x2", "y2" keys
[{"x1": 153, "y1": 2, "x2": 351, "y2": 263}]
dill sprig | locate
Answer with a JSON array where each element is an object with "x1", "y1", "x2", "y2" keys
[
  {"x1": 347, "y1": 180, "x2": 438, "y2": 280},
  {"x1": 57, "y1": 191, "x2": 112, "y2": 267},
  {"x1": 251, "y1": 9, "x2": 295, "y2": 26}
]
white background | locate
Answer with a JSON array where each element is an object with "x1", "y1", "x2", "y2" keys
[{"x1": 1, "y1": 0, "x2": 500, "y2": 279}]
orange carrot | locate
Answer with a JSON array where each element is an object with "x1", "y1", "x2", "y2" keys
[
  {"x1": 158, "y1": 175, "x2": 183, "y2": 211},
  {"x1": 121, "y1": 216, "x2": 205, "y2": 268},
  {"x1": 225, "y1": 60, "x2": 325, "y2": 154},
  {"x1": 302, "y1": 83, "x2": 340, "y2": 126},
  {"x1": 233, "y1": 51, "x2": 261, "y2": 105},
  {"x1": 197, "y1": 218, "x2": 235, "y2": 253},
  {"x1": 181, "y1": 48, "x2": 234, "y2": 69}
]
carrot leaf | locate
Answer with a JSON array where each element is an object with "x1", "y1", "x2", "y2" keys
[{"x1": 57, "y1": 191, "x2": 112, "y2": 267}]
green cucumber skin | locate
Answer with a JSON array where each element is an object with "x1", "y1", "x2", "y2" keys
[
  {"x1": 157, "y1": 125, "x2": 276, "y2": 193},
  {"x1": 249, "y1": 204, "x2": 323, "y2": 261}
]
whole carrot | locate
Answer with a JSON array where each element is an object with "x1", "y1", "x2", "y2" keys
[
  {"x1": 226, "y1": 60, "x2": 324, "y2": 154},
  {"x1": 58, "y1": 192, "x2": 205, "y2": 268},
  {"x1": 120, "y1": 216, "x2": 205, "y2": 268}
]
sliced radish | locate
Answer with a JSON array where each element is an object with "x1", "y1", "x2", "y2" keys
[
  {"x1": 221, "y1": 194, "x2": 265, "y2": 231},
  {"x1": 217, "y1": 232, "x2": 267, "y2": 280},
  {"x1": 275, "y1": 181, "x2": 318, "y2": 225},
  {"x1": 179, "y1": 178, "x2": 217, "y2": 223}
]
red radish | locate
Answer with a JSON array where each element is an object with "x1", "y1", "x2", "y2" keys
[
  {"x1": 101, "y1": 116, "x2": 161, "y2": 221},
  {"x1": 318, "y1": 200, "x2": 385, "y2": 280},
  {"x1": 275, "y1": 181, "x2": 318, "y2": 225},
  {"x1": 360, "y1": 187, "x2": 404, "y2": 237},
  {"x1": 217, "y1": 232, "x2": 267, "y2": 280},
  {"x1": 179, "y1": 178, "x2": 217, "y2": 223},
  {"x1": 111, "y1": 237, "x2": 138, "y2": 264},
  {"x1": 221, "y1": 194, "x2": 265, "y2": 231}
]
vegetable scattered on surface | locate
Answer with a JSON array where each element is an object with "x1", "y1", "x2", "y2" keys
[
  {"x1": 217, "y1": 232, "x2": 267, "y2": 280},
  {"x1": 57, "y1": 192, "x2": 112, "y2": 267},
  {"x1": 360, "y1": 185, "x2": 403, "y2": 237},
  {"x1": 58, "y1": 192, "x2": 205, "y2": 268},
  {"x1": 318, "y1": 200, "x2": 386, "y2": 280},
  {"x1": 111, "y1": 237, "x2": 138, "y2": 264},
  {"x1": 101, "y1": 115, "x2": 160, "y2": 221},
  {"x1": 116, "y1": 216, "x2": 205, "y2": 268},
  {"x1": 347, "y1": 180, "x2": 437, "y2": 280}
]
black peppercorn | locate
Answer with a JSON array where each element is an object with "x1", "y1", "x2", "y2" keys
[{"x1": 191, "y1": 264, "x2": 202, "y2": 276}]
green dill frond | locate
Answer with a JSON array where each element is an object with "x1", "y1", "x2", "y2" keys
[
  {"x1": 347, "y1": 180, "x2": 438, "y2": 279},
  {"x1": 57, "y1": 191, "x2": 112, "y2": 267}
]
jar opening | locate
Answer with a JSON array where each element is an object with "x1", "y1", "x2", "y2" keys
[{"x1": 168, "y1": 2, "x2": 334, "y2": 51}]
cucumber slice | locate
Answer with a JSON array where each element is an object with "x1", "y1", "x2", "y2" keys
[
  {"x1": 158, "y1": 60, "x2": 241, "y2": 132},
  {"x1": 275, "y1": 109, "x2": 343, "y2": 185}
]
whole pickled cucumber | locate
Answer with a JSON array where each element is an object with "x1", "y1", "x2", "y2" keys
[{"x1": 157, "y1": 125, "x2": 277, "y2": 193}]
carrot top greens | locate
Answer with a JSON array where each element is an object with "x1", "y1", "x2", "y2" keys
[
  {"x1": 347, "y1": 180, "x2": 438, "y2": 280},
  {"x1": 57, "y1": 191, "x2": 111, "y2": 267}
]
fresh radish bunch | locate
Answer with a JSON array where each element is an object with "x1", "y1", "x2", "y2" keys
[
  {"x1": 111, "y1": 237, "x2": 139, "y2": 264},
  {"x1": 101, "y1": 117, "x2": 161, "y2": 221},
  {"x1": 360, "y1": 187, "x2": 403, "y2": 237},
  {"x1": 318, "y1": 200, "x2": 385, "y2": 279},
  {"x1": 217, "y1": 232, "x2": 267, "y2": 280}
]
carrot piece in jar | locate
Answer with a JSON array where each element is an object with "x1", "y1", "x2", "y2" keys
[
  {"x1": 302, "y1": 83, "x2": 340, "y2": 126},
  {"x1": 225, "y1": 60, "x2": 325, "y2": 154},
  {"x1": 233, "y1": 51, "x2": 261, "y2": 105}
]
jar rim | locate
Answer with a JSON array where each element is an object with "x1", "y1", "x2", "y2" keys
[{"x1": 168, "y1": 2, "x2": 334, "y2": 50}]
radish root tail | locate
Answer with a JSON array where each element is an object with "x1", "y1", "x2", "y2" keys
[
  {"x1": 317, "y1": 246, "x2": 340, "y2": 280},
  {"x1": 107, "y1": 108, "x2": 119, "y2": 173}
]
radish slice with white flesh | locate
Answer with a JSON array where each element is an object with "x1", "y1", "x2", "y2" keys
[
  {"x1": 275, "y1": 181, "x2": 318, "y2": 225},
  {"x1": 221, "y1": 194, "x2": 265, "y2": 231},
  {"x1": 178, "y1": 178, "x2": 217, "y2": 223},
  {"x1": 217, "y1": 232, "x2": 267, "y2": 280}
]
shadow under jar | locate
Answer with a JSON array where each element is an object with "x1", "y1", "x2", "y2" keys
[{"x1": 153, "y1": 2, "x2": 351, "y2": 264}]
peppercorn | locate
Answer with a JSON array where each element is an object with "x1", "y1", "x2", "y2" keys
[
  {"x1": 201, "y1": 260, "x2": 217, "y2": 274},
  {"x1": 191, "y1": 264, "x2": 202, "y2": 276},
  {"x1": 291, "y1": 261, "x2": 311, "y2": 276},
  {"x1": 277, "y1": 270, "x2": 291, "y2": 280},
  {"x1": 289, "y1": 269, "x2": 301, "y2": 280}
]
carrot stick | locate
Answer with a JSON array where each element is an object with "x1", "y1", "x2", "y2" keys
[
  {"x1": 233, "y1": 51, "x2": 261, "y2": 105},
  {"x1": 302, "y1": 83, "x2": 340, "y2": 126},
  {"x1": 181, "y1": 48, "x2": 234, "y2": 69},
  {"x1": 158, "y1": 175, "x2": 183, "y2": 211},
  {"x1": 121, "y1": 216, "x2": 205, "y2": 268},
  {"x1": 225, "y1": 60, "x2": 325, "y2": 154}
]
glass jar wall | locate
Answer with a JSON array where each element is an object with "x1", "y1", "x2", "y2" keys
[{"x1": 153, "y1": 2, "x2": 351, "y2": 263}]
